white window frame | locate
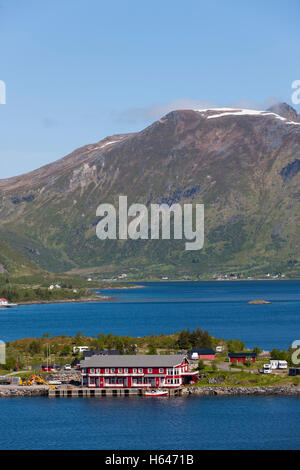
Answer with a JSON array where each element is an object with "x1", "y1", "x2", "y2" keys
[{"x1": 147, "y1": 368, "x2": 152, "y2": 373}]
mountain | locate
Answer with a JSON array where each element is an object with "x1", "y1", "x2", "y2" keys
[
  {"x1": 0, "y1": 103, "x2": 300, "y2": 278},
  {"x1": 0, "y1": 237, "x2": 43, "y2": 277}
]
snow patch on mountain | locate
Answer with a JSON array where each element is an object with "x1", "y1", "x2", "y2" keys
[{"x1": 195, "y1": 107, "x2": 300, "y2": 125}]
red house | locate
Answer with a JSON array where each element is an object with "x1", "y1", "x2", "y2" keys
[
  {"x1": 80, "y1": 354, "x2": 198, "y2": 389},
  {"x1": 228, "y1": 352, "x2": 256, "y2": 363},
  {"x1": 41, "y1": 364, "x2": 59, "y2": 372},
  {"x1": 188, "y1": 349, "x2": 216, "y2": 360}
]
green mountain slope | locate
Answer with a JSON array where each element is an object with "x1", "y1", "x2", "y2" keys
[
  {"x1": 0, "y1": 104, "x2": 300, "y2": 278},
  {"x1": 0, "y1": 238, "x2": 43, "y2": 277}
]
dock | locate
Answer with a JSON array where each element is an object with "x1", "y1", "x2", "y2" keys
[{"x1": 48, "y1": 387, "x2": 183, "y2": 398}]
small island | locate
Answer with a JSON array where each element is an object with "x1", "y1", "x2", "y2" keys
[{"x1": 247, "y1": 299, "x2": 271, "y2": 305}]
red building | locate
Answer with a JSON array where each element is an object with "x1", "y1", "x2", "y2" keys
[
  {"x1": 228, "y1": 352, "x2": 257, "y2": 363},
  {"x1": 80, "y1": 354, "x2": 198, "y2": 389},
  {"x1": 188, "y1": 349, "x2": 216, "y2": 360},
  {"x1": 41, "y1": 364, "x2": 56, "y2": 372}
]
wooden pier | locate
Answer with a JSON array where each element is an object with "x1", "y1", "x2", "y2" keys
[{"x1": 48, "y1": 387, "x2": 183, "y2": 398}]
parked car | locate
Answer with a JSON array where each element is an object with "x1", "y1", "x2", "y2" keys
[{"x1": 64, "y1": 364, "x2": 72, "y2": 370}]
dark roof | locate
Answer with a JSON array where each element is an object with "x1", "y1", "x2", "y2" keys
[
  {"x1": 228, "y1": 352, "x2": 257, "y2": 358},
  {"x1": 83, "y1": 350, "x2": 120, "y2": 358},
  {"x1": 80, "y1": 354, "x2": 187, "y2": 368},
  {"x1": 188, "y1": 349, "x2": 215, "y2": 355}
]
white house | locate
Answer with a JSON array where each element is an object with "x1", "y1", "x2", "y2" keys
[
  {"x1": 73, "y1": 346, "x2": 90, "y2": 354},
  {"x1": 0, "y1": 298, "x2": 8, "y2": 306}
]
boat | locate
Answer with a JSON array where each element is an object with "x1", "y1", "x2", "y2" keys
[
  {"x1": 0, "y1": 298, "x2": 17, "y2": 308},
  {"x1": 145, "y1": 389, "x2": 168, "y2": 397}
]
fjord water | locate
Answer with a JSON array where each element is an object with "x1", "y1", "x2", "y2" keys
[
  {"x1": 0, "y1": 281, "x2": 300, "y2": 349},
  {"x1": 0, "y1": 396, "x2": 300, "y2": 450}
]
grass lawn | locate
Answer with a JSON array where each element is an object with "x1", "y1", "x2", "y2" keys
[{"x1": 194, "y1": 369, "x2": 300, "y2": 387}]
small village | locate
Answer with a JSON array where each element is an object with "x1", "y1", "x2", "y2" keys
[{"x1": 1, "y1": 335, "x2": 300, "y2": 398}]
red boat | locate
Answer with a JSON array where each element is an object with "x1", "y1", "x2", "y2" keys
[{"x1": 145, "y1": 389, "x2": 168, "y2": 397}]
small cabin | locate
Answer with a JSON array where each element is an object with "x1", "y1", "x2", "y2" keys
[
  {"x1": 289, "y1": 368, "x2": 300, "y2": 376},
  {"x1": 228, "y1": 352, "x2": 257, "y2": 363},
  {"x1": 188, "y1": 348, "x2": 216, "y2": 360}
]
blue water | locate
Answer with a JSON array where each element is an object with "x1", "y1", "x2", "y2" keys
[
  {"x1": 0, "y1": 396, "x2": 299, "y2": 450},
  {"x1": 0, "y1": 281, "x2": 300, "y2": 349}
]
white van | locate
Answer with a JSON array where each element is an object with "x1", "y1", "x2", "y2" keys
[{"x1": 262, "y1": 364, "x2": 271, "y2": 374}]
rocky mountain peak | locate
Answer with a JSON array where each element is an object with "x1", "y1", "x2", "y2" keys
[{"x1": 266, "y1": 102, "x2": 298, "y2": 121}]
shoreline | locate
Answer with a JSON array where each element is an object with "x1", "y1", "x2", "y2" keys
[
  {"x1": 182, "y1": 385, "x2": 300, "y2": 396},
  {"x1": 16, "y1": 296, "x2": 114, "y2": 306},
  {"x1": 1, "y1": 385, "x2": 300, "y2": 398}
]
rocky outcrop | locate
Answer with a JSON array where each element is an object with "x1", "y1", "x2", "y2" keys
[
  {"x1": 46, "y1": 371, "x2": 82, "y2": 384},
  {"x1": 182, "y1": 386, "x2": 300, "y2": 396},
  {"x1": 0, "y1": 386, "x2": 48, "y2": 397}
]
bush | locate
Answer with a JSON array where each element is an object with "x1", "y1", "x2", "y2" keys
[{"x1": 198, "y1": 359, "x2": 206, "y2": 371}]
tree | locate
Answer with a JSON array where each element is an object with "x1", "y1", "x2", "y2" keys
[
  {"x1": 60, "y1": 345, "x2": 71, "y2": 356},
  {"x1": 147, "y1": 344, "x2": 157, "y2": 355},
  {"x1": 253, "y1": 346, "x2": 261, "y2": 356},
  {"x1": 177, "y1": 330, "x2": 191, "y2": 349},
  {"x1": 270, "y1": 349, "x2": 289, "y2": 361},
  {"x1": 29, "y1": 340, "x2": 42, "y2": 355},
  {"x1": 227, "y1": 339, "x2": 245, "y2": 353}
]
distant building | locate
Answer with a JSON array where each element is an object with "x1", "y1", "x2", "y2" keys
[
  {"x1": 0, "y1": 298, "x2": 8, "y2": 306},
  {"x1": 80, "y1": 354, "x2": 198, "y2": 389},
  {"x1": 289, "y1": 368, "x2": 300, "y2": 376},
  {"x1": 188, "y1": 349, "x2": 216, "y2": 360},
  {"x1": 83, "y1": 349, "x2": 120, "y2": 359},
  {"x1": 228, "y1": 352, "x2": 257, "y2": 363},
  {"x1": 41, "y1": 364, "x2": 56, "y2": 372},
  {"x1": 73, "y1": 346, "x2": 90, "y2": 354}
]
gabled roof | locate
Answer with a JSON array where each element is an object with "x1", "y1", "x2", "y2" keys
[
  {"x1": 228, "y1": 352, "x2": 257, "y2": 357},
  {"x1": 80, "y1": 354, "x2": 186, "y2": 368},
  {"x1": 83, "y1": 349, "x2": 120, "y2": 358},
  {"x1": 188, "y1": 348, "x2": 215, "y2": 355}
]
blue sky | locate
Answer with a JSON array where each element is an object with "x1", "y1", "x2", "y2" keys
[{"x1": 0, "y1": 0, "x2": 299, "y2": 177}]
